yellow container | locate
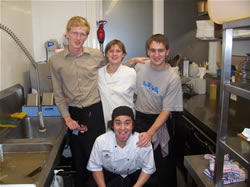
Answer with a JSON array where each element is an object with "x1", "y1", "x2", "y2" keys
[{"x1": 210, "y1": 82, "x2": 217, "y2": 100}]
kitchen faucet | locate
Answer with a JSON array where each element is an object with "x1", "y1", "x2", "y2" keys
[{"x1": 0, "y1": 23, "x2": 46, "y2": 132}]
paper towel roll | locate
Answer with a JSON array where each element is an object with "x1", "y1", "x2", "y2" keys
[
  {"x1": 194, "y1": 78, "x2": 206, "y2": 94},
  {"x1": 208, "y1": 0, "x2": 250, "y2": 24}
]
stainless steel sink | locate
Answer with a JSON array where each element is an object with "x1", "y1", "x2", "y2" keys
[
  {"x1": 0, "y1": 143, "x2": 52, "y2": 185},
  {"x1": 0, "y1": 142, "x2": 53, "y2": 152},
  {"x1": 0, "y1": 86, "x2": 68, "y2": 187},
  {"x1": 4, "y1": 116, "x2": 65, "y2": 139}
]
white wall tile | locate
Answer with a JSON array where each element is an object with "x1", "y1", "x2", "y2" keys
[
  {"x1": 31, "y1": 1, "x2": 103, "y2": 62},
  {"x1": 0, "y1": 1, "x2": 33, "y2": 93}
]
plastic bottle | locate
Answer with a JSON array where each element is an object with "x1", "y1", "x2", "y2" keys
[
  {"x1": 189, "y1": 62, "x2": 199, "y2": 78},
  {"x1": 50, "y1": 169, "x2": 64, "y2": 187},
  {"x1": 182, "y1": 57, "x2": 190, "y2": 77},
  {"x1": 210, "y1": 82, "x2": 217, "y2": 100}
]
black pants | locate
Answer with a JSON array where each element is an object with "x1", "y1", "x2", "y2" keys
[
  {"x1": 101, "y1": 169, "x2": 157, "y2": 187},
  {"x1": 135, "y1": 111, "x2": 177, "y2": 187},
  {"x1": 68, "y1": 102, "x2": 105, "y2": 187}
]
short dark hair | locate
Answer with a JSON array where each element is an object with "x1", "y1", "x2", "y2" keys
[
  {"x1": 145, "y1": 34, "x2": 169, "y2": 51},
  {"x1": 105, "y1": 39, "x2": 127, "y2": 57},
  {"x1": 107, "y1": 106, "x2": 135, "y2": 133}
]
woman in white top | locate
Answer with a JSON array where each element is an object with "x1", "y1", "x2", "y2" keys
[{"x1": 98, "y1": 40, "x2": 136, "y2": 130}]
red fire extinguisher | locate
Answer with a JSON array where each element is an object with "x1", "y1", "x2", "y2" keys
[{"x1": 97, "y1": 20, "x2": 107, "y2": 53}]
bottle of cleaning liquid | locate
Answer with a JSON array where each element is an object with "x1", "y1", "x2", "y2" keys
[
  {"x1": 210, "y1": 82, "x2": 217, "y2": 100},
  {"x1": 50, "y1": 169, "x2": 64, "y2": 187}
]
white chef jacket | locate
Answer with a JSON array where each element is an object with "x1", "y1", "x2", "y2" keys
[
  {"x1": 98, "y1": 64, "x2": 136, "y2": 129},
  {"x1": 87, "y1": 131, "x2": 156, "y2": 178}
]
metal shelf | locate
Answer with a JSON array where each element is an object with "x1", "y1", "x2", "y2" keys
[
  {"x1": 219, "y1": 137, "x2": 250, "y2": 170},
  {"x1": 184, "y1": 155, "x2": 248, "y2": 187},
  {"x1": 223, "y1": 17, "x2": 250, "y2": 30},
  {"x1": 214, "y1": 17, "x2": 250, "y2": 187},
  {"x1": 225, "y1": 83, "x2": 250, "y2": 100}
]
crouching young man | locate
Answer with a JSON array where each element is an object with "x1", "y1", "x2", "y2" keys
[{"x1": 87, "y1": 106, "x2": 156, "y2": 187}]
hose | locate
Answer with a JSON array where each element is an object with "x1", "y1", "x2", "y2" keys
[{"x1": 0, "y1": 23, "x2": 42, "y2": 113}]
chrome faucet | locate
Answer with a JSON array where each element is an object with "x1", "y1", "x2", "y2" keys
[{"x1": 0, "y1": 23, "x2": 46, "y2": 132}]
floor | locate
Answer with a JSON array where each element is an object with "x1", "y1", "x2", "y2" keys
[{"x1": 177, "y1": 166, "x2": 188, "y2": 187}]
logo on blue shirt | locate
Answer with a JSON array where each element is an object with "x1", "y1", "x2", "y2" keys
[{"x1": 142, "y1": 81, "x2": 158, "y2": 94}]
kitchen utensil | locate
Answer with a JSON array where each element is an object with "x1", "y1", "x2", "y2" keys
[
  {"x1": 197, "y1": 67, "x2": 206, "y2": 79},
  {"x1": 182, "y1": 57, "x2": 190, "y2": 77},
  {"x1": 189, "y1": 62, "x2": 199, "y2": 78},
  {"x1": 194, "y1": 78, "x2": 206, "y2": 94},
  {"x1": 26, "y1": 166, "x2": 42, "y2": 177}
]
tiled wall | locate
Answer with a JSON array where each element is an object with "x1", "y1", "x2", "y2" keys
[
  {"x1": 0, "y1": 1, "x2": 33, "y2": 93},
  {"x1": 0, "y1": 1, "x2": 103, "y2": 94}
]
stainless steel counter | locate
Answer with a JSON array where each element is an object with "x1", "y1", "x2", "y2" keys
[
  {"x1": 183, "y1": 93, "x2": 250, "y2": 187},
  {"x1": 183, "y1": 93, "x2": 250, "y2": 141},
  {"x1": 0, "y1": 84, "x2": 67, "y2": 187}
]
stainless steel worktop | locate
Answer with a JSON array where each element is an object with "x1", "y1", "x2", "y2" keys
[
  {"x1": 183, "y1": 93, "x2": 250, "y2": 187},
  {"x1": 0, "y1": 84, "x2": 67, "y2": 187},
  {"x1": 183, "y1": 93, "x2": 250, "y2": 141}
]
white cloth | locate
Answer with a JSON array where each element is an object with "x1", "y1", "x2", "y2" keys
[
  {"x1": 98, "y1": 64, "x2": 136, "y2": 129},
  {"x1": 87, "y1": 131, "x2": 156, "y2": 178}
]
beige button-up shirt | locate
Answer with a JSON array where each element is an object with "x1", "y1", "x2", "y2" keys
[{"x1": 49, "y1": 47, "x2": 107, "y2": 118}]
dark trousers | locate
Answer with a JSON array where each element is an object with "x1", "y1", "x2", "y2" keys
[
  {"x1": 135, "y1": 111, "x2": 177, "y2": 187},
  {"x1": 68, "y1": 102, "x2": 105, "y2": 187},
  {"x1": 101, "y1": 169, "x2": 157, "y2": 187}
]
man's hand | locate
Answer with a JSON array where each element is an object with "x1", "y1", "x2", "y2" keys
[
  {"x1": 136, "y1": 111, "x2": 170, "y2": 147},
  {"x1": 65, "y1": 97, "x2": 71, "y2": 103},
  {"x1": 136, "y1": 131, "x2": 152, "y2": 147},
  {"x1": 64, "y1": 116, "x2": 80, "y2": 130}
]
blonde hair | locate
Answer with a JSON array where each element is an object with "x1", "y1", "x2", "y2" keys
[{"x1": 66, "y1": 16, "x2": 90, "y2": 34}]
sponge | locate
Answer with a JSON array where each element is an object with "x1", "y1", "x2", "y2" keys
[
  {"x1": 10, "y1": 112, "x2": 27, "y2": 119},
  {"x1": 0, "y1": 119, "x2": 16, "y2": 128}
]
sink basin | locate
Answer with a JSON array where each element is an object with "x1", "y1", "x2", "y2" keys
[
  {"x1": 4, "y1": 116, "x2": 65, "y2": 139},
  {"x1": 0, "y1": 143, "x2": 52, "y2": 185}
]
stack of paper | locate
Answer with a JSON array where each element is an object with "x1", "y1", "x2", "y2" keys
[
  {"x1": 196, "y1": 20, "x2": 215, "y2": 39},
  {"x1": 203, "y1": 154, "x2": 247, "y2": 185},
  {"x1": 242, "y1": 128, "x2": 250, "y2": 141}
]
